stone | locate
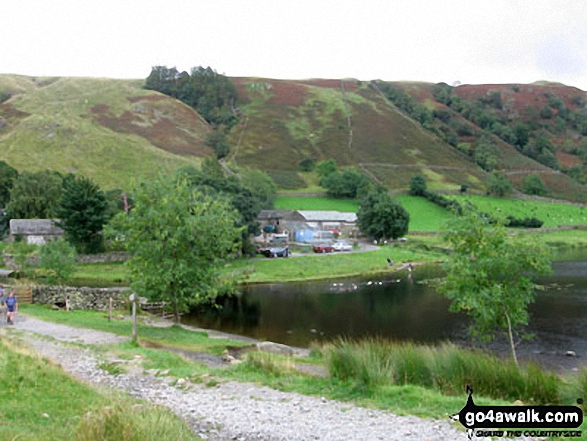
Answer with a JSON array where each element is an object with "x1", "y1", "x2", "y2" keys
[{"x1": 256, "y1": 341, "x2": 294, "y2": 357}]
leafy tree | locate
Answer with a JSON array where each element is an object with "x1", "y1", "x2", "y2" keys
[
  {"x1": 177, "y1": 159, "x2": 270, "y2": 255},
  {"x1": 438, "y1": 208, "x2": 552, "y2": 366},
  {"x1": 316, "y1": 159, "x2": 338, "y2": 180},
  {"x1": 322, "y1": 169, "x2": 370, "y2": 198},
  {"x1": 409, "y1": 174, "x2": 427, "y2": 196},
  {"x1": 0, "y1": 161, "x2": 18, "y2": 207},
  {"x1": 485, "y1": 172, "x2": 512, "y2": 197},
  {"x1": 115, "y1": 176, "x2": 242, "y2": 322},
  {"x1": 540, "y1": 105, "x2": 553, "y2": 119},
  {"x1": 57, "y1": 176, "x2": 108, "y2": 254},
  {"x1": 358, "y1": 186, "x2": 409, "y2": 241},
  {"x1": 205, "y1": 129, "x2": 231, "y2": 159},
  {"x1": 513, "y1": 123, "x2": 530, "y2": 148},
  {"x1": 7, "y1": 170, "x2": 63, "y2": 219},
  {"x1": 104, "y1": 188, "x2": 132, "y2": 219},
  {"x1": 522, "y1": 174, "x2": 547, "y2": 196},
  {"x1": 38, "y1": 238, "x2": 77, "y2": 285},
  {"x1": 473, "y1": 139, "x2": 499, "y2": 172},
  {"x1": 145, "y1": 65, "x2": 238, "y2": 128},
  {"x1": 239, "y1": 168, "x2": 276, "y2": 210}
]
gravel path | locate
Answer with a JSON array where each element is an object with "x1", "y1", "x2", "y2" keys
[{"x1": 5, "y1": 314, "x2": 539, "y2": 441}]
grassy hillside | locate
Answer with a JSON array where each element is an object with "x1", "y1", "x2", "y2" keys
[
  {"x1": 0, "y1": 73, "x2": 585, "y2": 203},
  {"x1": 0, "y1": 75, "x2": 213, "y2": 189},
  {"x1": 229, "y1": 78, "x2": 488, "y2": 192}
]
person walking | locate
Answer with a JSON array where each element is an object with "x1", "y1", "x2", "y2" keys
[
  {"x1": 5, "y1": 290, "x2": 17, "y2": 325},
  {"x1": 0, "y1": 286, "x2": 5, "y2": 325}
]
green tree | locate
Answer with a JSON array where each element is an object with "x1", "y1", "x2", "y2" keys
[
  {"x1": 316, "y1": 159, "x2": 338, "y2": 181},
  {"x1": 485, "y1": 172, "x2": 512, "y2": 197},
  {"x1": 57, "y1": 176, "x2": 108, "y2": 254},
  {"x1": 409, "y1": 174, "x2": 427, "y2": 196},
  {"x1": 322, "y1": 169, "x2": 370, "y2": 198},
  {"x1": 438, "y1": 208, "x2": 552, "y2": 366},
  {"x1": 0, "y1": 161, "x2": 18, "y2": 207},
  {"x1": 522, "y1": 174, "x2": 547, "y2": 196},
  {"x1": 357, "y1": 186, "x2": 410, "y2": 241},
  {"x1": 240, "y1": 168, "x2": 276, "y2": 209},
  {"x1": 205, "y1": 130, "x2": 231, "y2": 159},
  {"x1": 178, "y1": 160, "x2": 272, "y2": 255},
  {"x1": 38, "y1": 238, "x2": 77, "y2": 285},
  {"x1": 115, "y1": 176, "x2": 242, "y2": 322},
  {"x1": 474, "y1": 138, "x2": 499, "y2": 172},
  {"x1": 7, "y1": 170, "x2": 63, "y2": 218}
]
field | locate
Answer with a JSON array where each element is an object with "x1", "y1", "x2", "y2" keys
[
  {"x1": 275, "y1": 195, "x2": 454, "y2": 232},
  {"x1": 452, "y1": 195, "x2": 587, "y2": 227}
]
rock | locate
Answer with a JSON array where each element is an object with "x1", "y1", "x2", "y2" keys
[{"x1": 256, "y1": 341, "x2": 295, "y2": 357}]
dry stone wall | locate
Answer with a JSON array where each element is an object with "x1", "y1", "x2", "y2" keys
[{"x1": 32, "y1": 286, "x2": 131, "y2": 310}]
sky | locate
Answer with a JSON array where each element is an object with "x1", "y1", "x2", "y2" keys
[{"x1": 2, "y1": 0, "x2": 587, "y2": 90}]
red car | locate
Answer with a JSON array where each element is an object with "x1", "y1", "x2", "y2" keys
[{"x1": 313, "y1": 243, "x2": 334, "y2": 253}]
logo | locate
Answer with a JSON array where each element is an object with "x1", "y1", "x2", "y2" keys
[{"x1": 451, "y1": 386, "x2": 583, "y2": 439}]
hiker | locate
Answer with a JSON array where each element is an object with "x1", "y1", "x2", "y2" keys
[
  {"x1": 0, "y1": 286, "x2": 5, "y2": 324},
  {"x1": 5, "y1": 290, "x2": 17, "y2": 325}
]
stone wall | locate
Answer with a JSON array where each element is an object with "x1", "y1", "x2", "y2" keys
[
  {"x1": 32, "y1": 286, "x2": 131, "y2": 310},
  {"x1": 3, "y1": 251, "x2": 129, "y2": 270}
]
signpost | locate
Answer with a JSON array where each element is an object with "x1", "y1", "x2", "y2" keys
[{"x1": 129, "y1": 293, "x2": 137, "y2": 343}]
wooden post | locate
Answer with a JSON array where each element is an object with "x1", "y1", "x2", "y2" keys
[
  {"x1": 130, "y1": 293, "x2": 138, "y2": 343},
  {"x1": 108, "y1": 297, "x2": 112, "y2": 322}
]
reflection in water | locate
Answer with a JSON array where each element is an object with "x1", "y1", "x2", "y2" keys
[{"x1": 183, "y1": 258, "x2": 587, "y2": 366}]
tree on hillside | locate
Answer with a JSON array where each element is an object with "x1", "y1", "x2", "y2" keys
[
  {"x1": 145, "y1": 65, "x2": 238, "y2": 128},
  {"x1": 409, "y1": 174, "x2": 427, "y2": 196},
  {"x1": 438, "y1": 207, "x2": 552, "y2": 366},
  {"x1": 205, "y1": 129, "x2": 231, "y2": 159},
  {"x1": 57, "y1": 176, "x2": 109, "y2": 253},
  {"x1": 522, "y1": 174, "x2": 547, "y2": 196},
  {"x1": 114, "y1": 175, "x2": 242, "y2": 322},
  {"x1": 7, "y1": 170, "x2": 63, "y2": 219},
  {"x1": 316, "y1": 159, "x2": 338, "y2": 182},
  {"x1": 357, "y1": 186, "x2": 410, "y2": 241},
  {"x1": 0, "y1": 161, "x2": 18, "y2": 207},
  {"x1": 322, "y1": 169, "x2": 371, "y2": 198},
  {"x1": 485, "y1": 172, "x2": 512, "y2": 197}
]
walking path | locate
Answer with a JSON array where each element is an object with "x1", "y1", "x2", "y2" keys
[{"x1": 3, "y1": 314, "x2": 538, "y2": 441}]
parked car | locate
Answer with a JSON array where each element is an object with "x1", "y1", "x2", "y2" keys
[
  {"x1": 332, "y1": 241, "x2": 353, "y2": 252},
  {"x1": 258, "y1": 247, "x2": 289, "y2": 258},
  {"x1": 312, "y1": 243, "x2": 334, "y2": 253}
]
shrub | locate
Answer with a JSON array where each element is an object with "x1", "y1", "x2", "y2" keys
[
  {"x1": 409, "y1": 174, "x2": 427, "y2": 196},
  {"x1": 75, "y1": 402, "x2": 199, "y2": 441}
]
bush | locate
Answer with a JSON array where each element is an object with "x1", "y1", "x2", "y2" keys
[
  {"x1": 505, "y1": 216, "x2": 544, "y2": 228},
  {"x1": 522, "y1": 174, "x2": 547, "y2": 196},
  {"x1": 485, "y1": 172, "x2": 513, "y2": 197},
  {"x1": 75, "y1": 402, "x2": 199, "y2": 441},
  {"x1": 409, "y1": 174, "x2": 427, "y2": 196},
  {"x1": 38, "y1": 238, "x2": 77, "y2": 284}
]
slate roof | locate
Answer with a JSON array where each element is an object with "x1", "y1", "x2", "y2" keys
[
  {"x1": 297, "y1": 211, "x2": 357, "y2": 223},
  {"x1": 9, "y1": 219, "x2": 64, "y2": 236}
]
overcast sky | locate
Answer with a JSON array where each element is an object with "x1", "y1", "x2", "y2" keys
[{"x1": 2, "y1": 0, "x2": 587, "y2": 90}]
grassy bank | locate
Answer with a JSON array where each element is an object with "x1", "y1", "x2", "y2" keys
[
  {"x1": 0, "y1": 336, "x2": 199, "y2": 441},
  {"x1": 15, "y1": 306, "x2": 587, "y2": 439}
]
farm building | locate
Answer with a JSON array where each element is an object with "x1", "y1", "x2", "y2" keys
[
  {"x1": 9, "y1": 219, "x2": 64, "y2": 245},
  {"x1": 256, "y1": 210, "x2": 358, "y2": 242}
]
